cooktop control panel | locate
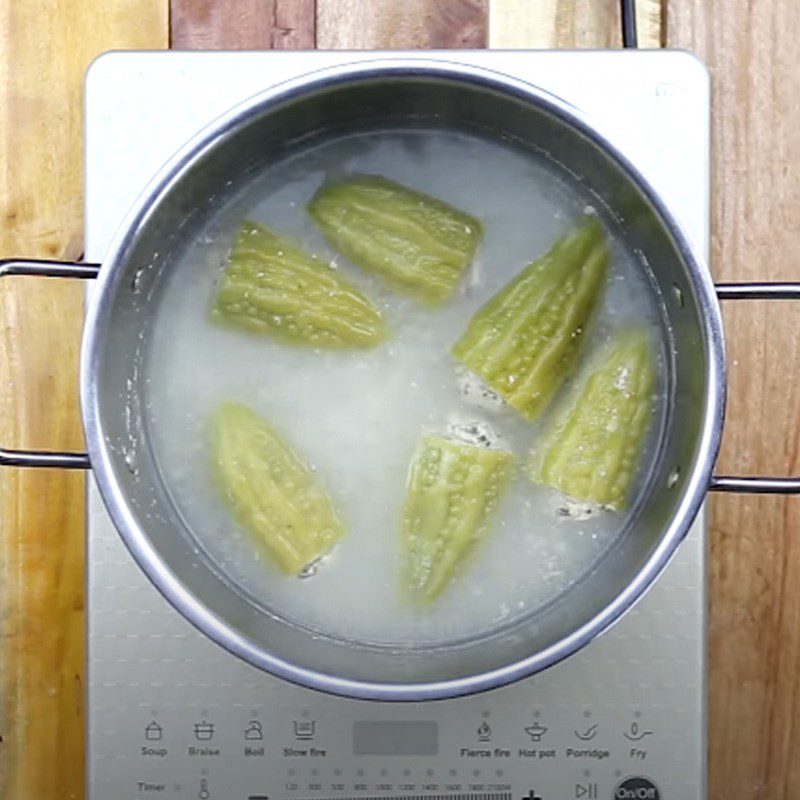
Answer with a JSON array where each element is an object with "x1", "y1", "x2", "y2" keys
[
  {"x1": 125, "y1": 696, "x2": 668, "y2": 799},
  {"x1": 85, "y1": 50, "x2": 709, "y2": 800}
]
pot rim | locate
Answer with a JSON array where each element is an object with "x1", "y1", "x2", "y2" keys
[{"x1": 80, "y1": 57, "x2": 725, "y2": 701}]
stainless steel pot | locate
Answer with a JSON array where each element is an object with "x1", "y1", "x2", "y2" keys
[{"x1": 3, "y1": 59, "x2": 799, "y2": 701}]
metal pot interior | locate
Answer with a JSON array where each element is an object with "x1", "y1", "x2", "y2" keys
[{"x1": 82, "y1": 62, "x2": 722, "y2": 699}]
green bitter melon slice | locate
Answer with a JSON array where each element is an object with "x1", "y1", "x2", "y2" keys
[
  {"x1": 308, "y1": 174, "x2": 482, "y2": 306},
  {"x1": 528, "y1": 327, "x2": 656, "y2": 511},
  {"x1": 212, "y1": 221, "x2": 386, "y2": 347},
  {"x1": 402, "y1": 435, "x2": 516, "y2": 602},
  {"x1": 451, "y1": 219, "x2": 608, "y2": 421},
  {"x1": 212, "y1": 402, "x2": 345, "y2": 574}
]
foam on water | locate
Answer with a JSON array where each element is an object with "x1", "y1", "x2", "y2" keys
[{"x1": 145, "y1": 129, "x2": 665, "y2": 646}]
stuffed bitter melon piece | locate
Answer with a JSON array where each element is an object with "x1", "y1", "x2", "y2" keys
[
  {"x1": 212, "y1": 221, "x2": 386, "y2": 347},
  {"x1": 528, "y1": 328, "x2": 656, "y2": 511},
  {"x1": 308, "y1": 175, "x2": 482, "y2": 305},
  {"x1": 451, "y1": 220, "x2": 608, "y2": 421},
  {"x1": 212, "y1": 402, "x2": 345, "y2": 574},
  {"x1": 402, "y1": 435, "x2": 516, "y2": 602}
]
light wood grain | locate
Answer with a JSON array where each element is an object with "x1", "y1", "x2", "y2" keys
[
  {"x1": 489, "y1": 0, "x2": 661, "y2": 47},
  {"x1": 636, "y1": 0, "x2": 663, "y2": 46},
  {"x1": 318, "y1": 0, "x2": 487, "y2": 49},
  {"x1": 667, "y1": 3, "x2": 800, "y2": 798},
  {"x1": 171, "y1": 0, "x2": 315, "y2": 49},
  {"x1": 0, "y1": 3, "x2": 168, "y2": 798},
  {"x1": 489, "y1": 0, "x2": 620, "y2": 48}
]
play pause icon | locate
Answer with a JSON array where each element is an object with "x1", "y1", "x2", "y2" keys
[{"x1": 575, "y1": 784, "x2": 598, "y2": 799}]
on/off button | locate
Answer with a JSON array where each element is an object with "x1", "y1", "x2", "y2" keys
[{"x1": 613, "y1": 776, "x2": 660, "y2": 799}]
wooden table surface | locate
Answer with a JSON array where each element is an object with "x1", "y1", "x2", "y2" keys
[{"x1": 2, "y1": 1, "x2": 799, "y2": 798}]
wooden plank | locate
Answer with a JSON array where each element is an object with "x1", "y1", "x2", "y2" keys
[
  {"x1": 317, "y1": 0, "x2": 488, "y2": 49},
  {"x1": 489, "y1": 0, "x2": 620, "y2": 48},
  {"x1": 0, "y1": 3, "x2": 168, "y2": 798},
  {"x1": 666, "y1": 3, "x2": 800, "y2": 798},
  {"x1": 171, "y1": 0, "x2": 315, "y2": 49},
  {"x1": 636, "y1": 0, "x2": 664, "y2": 46},
  {"x1": 489, "y1": 0, "x2": 662, "y2": 48}
]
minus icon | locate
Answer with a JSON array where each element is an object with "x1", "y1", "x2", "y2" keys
[{"x1": 248, "y1": 795, "x2": 269, "y2": 799}]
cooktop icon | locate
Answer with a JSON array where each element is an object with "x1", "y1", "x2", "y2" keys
[
  {"x1": 194, "y1": 721, "x2": 215, "y2": 741},
  {"x1": 477, "y1": 721, "x2": 492, "y2": 742},
  {"x1": 574, "y1": 723, "x2": 599, "y2": 741},
  {"x1": 293, "y1": 720, "x2": 316, "y2": 740},
  {"x1": 144, "y1": 721, "x2": 163, "y2": 741},
  {"x1": 245, "y1": 720, "x2": 263, "y2": 741},
  {"x1": 524, "y1": 722, "x2": 548, "y2": 742},
  {"x1": 623, "y1": 721, "x2": 653, "y2": 741}
]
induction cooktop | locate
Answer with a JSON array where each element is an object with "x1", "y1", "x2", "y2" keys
[{"x1": 85, "y1": 50, "x2": 709, "y2": 800}]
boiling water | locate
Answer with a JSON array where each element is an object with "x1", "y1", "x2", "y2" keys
[{"x1": 145, "y1": 130, "x2": 665, "y2": 646}]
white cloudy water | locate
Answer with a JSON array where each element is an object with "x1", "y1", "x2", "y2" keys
[{"x1": 145, "y1": 129, "x2": 666, "y2": 646}]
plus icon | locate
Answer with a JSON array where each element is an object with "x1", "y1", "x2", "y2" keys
[{"x1": 522, "y1": 791, "x2": 543, "y2": 800}]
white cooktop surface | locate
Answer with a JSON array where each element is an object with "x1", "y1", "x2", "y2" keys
[{"x1": 85, "y1": 50, "x2": 709, "y2": 800}]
